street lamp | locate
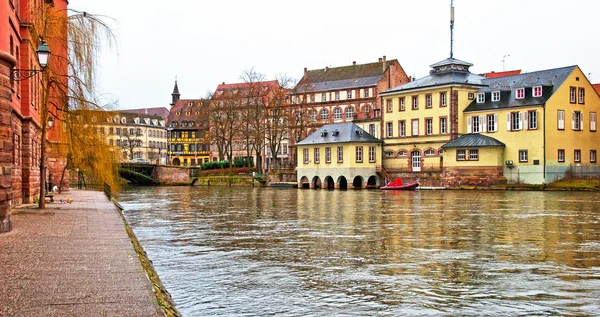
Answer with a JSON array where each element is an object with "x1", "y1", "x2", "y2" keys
[{"x1": 11, "y1": 40, "x2": 51, "y2": 81}]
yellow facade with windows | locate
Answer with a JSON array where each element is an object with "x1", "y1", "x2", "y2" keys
[{"x1": 296, "y1": 123, "x2": 383, "y2": 189}]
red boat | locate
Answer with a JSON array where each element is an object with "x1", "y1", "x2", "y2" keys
[{"x1": 380, "y1": 178, "x2": 419, "y2": 190}]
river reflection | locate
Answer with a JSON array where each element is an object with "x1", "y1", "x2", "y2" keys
[{"x1": 119, "y1": 187, "x2": 600, "y2": 316}]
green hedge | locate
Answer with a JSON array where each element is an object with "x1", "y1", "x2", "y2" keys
[{"x1": 200, "y1": 157, "x2": 254, "y2": 170}]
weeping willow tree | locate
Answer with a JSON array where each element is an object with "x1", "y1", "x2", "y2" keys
[{"x1": 31, "y1": 3, "x2": 119, "y2": 208}]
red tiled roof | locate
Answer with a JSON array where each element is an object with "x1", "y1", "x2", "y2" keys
[
  {"x1": 483, "y1": 70, "x2": 522, "y2": 78},
  {"x1": 167, "y1": 99, "x2": 210, "y2": 129},
  {"x1": 593, "y1": 84, "x2": 600, "y2": 95},
  {"x1": 213, "y1": 80, "x2": 280, "y2": 98}
]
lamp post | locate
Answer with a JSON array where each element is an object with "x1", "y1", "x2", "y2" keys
[{"x1": 12, "y1": 40, "x2": 52, "y2": 209}]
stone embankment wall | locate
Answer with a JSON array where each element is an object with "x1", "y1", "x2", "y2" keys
[{"x1": 152, "y1": 166, "x2": 190, "y2": 185}]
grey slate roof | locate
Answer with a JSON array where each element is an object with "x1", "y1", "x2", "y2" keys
[
  {"x1": 430, "y1": 57, "x2": 473, "y2": 68},
  {"x1": 464, "y1": 65, "x2": 576, "y2": 112},
  {"x1": 296, "y1": 122, "x2": 383, "y2": 146},
  {"x1": 382, "y1": 57, "x2": 485, "y2": 94},
  {"x1": 296, "y1": 75, "x2": 381, "y2": 93},
  {"x1": 441, "y1": 133, "x2": 505, "y2": 149}
]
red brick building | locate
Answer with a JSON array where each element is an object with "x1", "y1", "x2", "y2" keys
[{"x1": 1, "y1": 0, "x2": 68, "y2": 233}]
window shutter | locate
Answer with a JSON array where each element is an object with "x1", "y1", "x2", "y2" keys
[
  {"x1": 524, "y1": 111, "x2": 529, "y2": 129},
  {"x1": 494, "y1": 114, "x2": 499, "y2": 132},
  {"x1": 592, "y1": 113, "x2": 597, "y2": 131},
  {"x1": 479, "y1": 115, "x2": 484, "y2": 132},
  {"x1": 506, "y1": 113, "x2": 511, "y2": 130},
  {"x1": 518, "y1": 112, "x2": 523, "y2": 130},
  {"x1": 581, "y1": 112, "x2": 584, "y2": 130},
  {"x1": 482, "y1": 115, "x2": 487, "y2": 132},
  {"x1": 467, "y1": 116, "x2": 472, "y2": 133},
  {"x1": 558, "y1": 111, "x2": 564, "y2": 130},
  {"x1": 572, "y1": 111, "x2": 576, "y2": 130}
]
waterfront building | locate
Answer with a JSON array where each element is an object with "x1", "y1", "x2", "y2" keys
[
  {"x1": 296, "y1": 122, "x2": 383, "y2": 189},
  {"x1": 289, "y1": 57, "x2": 410, "y2": 159},
  {"x1": 167, "y1": 81, "x2": 211, "y2": 166},
  {"x1": 98, "y1": 111, "x2": 168, "y2": 164},
  {"x1": 1, "y1": 0, "x2": 68, "y2": 232},
  {"x1": 380, "y1": 60, "x2": 600, "y2": 185},
  {"x1": 379, "y1": 57, "x2": 486, "y2": 179}
]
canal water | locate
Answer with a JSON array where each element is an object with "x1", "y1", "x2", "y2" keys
[{"x1": 119, "y1": 187, "x2": 600, "y2": 316}]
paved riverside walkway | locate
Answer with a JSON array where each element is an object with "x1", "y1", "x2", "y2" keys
[{"x1": 0, "y1": 190, "x2": 163, "y2": 316}]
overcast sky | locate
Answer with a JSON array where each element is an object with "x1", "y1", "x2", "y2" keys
[{"x1": 69, "y1": 0, "x2": 600, "y2": 110}]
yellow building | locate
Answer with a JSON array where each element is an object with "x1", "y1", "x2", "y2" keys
[
  {"x1": 380, "y1": 58, "x2": 599, "y2": 185},
  {"x1": 461, "y1": 65, "x2": 599, "y2": 184},
  {"x1": 296, "y1": 122, "x2": 383, "y2": 189},
  {"x1": 379, "y1": 58, "x2": 485, "y2": 176}
]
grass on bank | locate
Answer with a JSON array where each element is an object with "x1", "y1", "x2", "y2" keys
[{"x1": 547, "y1": 177, "x2": 600, "y2": 190}]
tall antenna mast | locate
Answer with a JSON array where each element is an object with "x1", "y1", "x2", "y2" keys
[{"x1": 450, "y1": 0, "x2": 455, "y2": 58}]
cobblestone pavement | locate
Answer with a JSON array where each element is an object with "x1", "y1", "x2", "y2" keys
[{"x1": 0, "y1": 190, "x2": 162, "y2": 316}]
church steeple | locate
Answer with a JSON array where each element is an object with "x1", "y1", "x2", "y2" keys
[{"x1": 171, "y1": 78, "x2": 181, "y2": 106}]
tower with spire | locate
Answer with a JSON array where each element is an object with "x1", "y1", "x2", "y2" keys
[{"x1": 171, "y1": 78, "x2": 181, "y2": 106}]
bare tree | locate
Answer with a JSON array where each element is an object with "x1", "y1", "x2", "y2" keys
[
  {"x1": 119, "y1": 129, "x2": 143, "y2": 161},
  {"x1": 265, "y1": 74, "x2": 296, "y2": 170}
]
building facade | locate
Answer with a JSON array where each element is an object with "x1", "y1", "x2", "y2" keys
[
  {"x1": 167, "y1": 81, "x2": 211, "y2": 166},
  {"x1": 1, "y1": 0, "x2": 68, "y2": 232},
  {"x1": 289, "y1": 57, "x2": 409, "y2": 152},
  {"x1": 97, "y1": 111, "x2": 168, "y2": 164},
  {"x1": 296, "y1": 123, "x2": 383, "y2": 189},
  {"x1": 379, "y1": 57, "x2": 600, "y2": 186}
]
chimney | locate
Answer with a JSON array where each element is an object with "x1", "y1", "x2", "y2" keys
[
  {"x1": 352, "y1": 61, "x2": 356, "y2": 66},
  {"x1": 222, "y1": 81, "x2": 225, "y2": 85},
  {"x1": 304, "y1": 67, "x2": 307, "y2": 78},
  {"x1": 378, "y1": 57, "x2": 382, "y2": 62},
  {"x1": 382, "y1": 55, "x2": 387, "y2": 71},
  {"x1": 325, "y1": 66, "x2": 329, "y2": 72}
]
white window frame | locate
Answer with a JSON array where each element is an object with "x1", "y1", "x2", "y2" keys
[
  {"x1": 369, "y1": 146, "x2": 376, "y2": 163},
  {"x1": 412, "y1": 96, "x2": 418, "y2": 110},
  {"x1": 356, "y1": 146, "x2": 363, "y2": 163},
  {"x1": 516, "y1": 88, "x2": 525, "y2": 99},
  {"x1": 574, "y1": 149, "x2": 581, "y2": 163},
  {"x1": 440, "y1": 117, "x2": 447, "y2": 134},
  {"x1": 337, "y1": 146, "x2": 343, "y2": 163},
  {"x1": 325, "y1": 147, "x2": 331, "y2": 163},
  {"x1": 364, "y1": 89, "x2": 369, "y2": 98},
  {"x1": 425, "y1": 94, "x2": 432, "y2": 108},
  {"x1": 519, "y1": 150, "x2": 528, "y2": 162},
  {"x1": 457, "y1": 149, "x2": 466, "y2": 160},
  {"x1": 411, "y1": 119, "x2": 419, "y2": 136},
  {"x1": 386, "y1": 99, "x2": 393, "y2": 112},
  {"x1": 425, "y1": 118, "x2": 433, "y2": 135},
  {"x1": 579, "y1": 88, "x2": 585, "y2": 104},
  {"x1": 320, "y1": 109, "x2": 329, "y2": 120},
  {"x1": 487, "y1": 114, "x2": 498, "y2": 132},
  {"x1": 314, "y1": 148, "x2": 320, "y2": 164},
  {"x1": 303, "y1": 148, "x2": 309, "y2": 164},
  {"x1": 590, "y1": 112, "x2": 597, "y2": 132},
  {"x1": 386, "y1": 122, "x2": 393, "y2": 138},
  {"x1": 558, "y1": 110, "x2": 565, "y2": 130},
  {"x1": 528, "y1": 111, "x2": 537, "y2": 129},
  {"x1": 572, "y1": 111, "x2": 582, "y2": 131},
  {"x1": 347, "y1": 91, "x2": 352, "y2": 99},
  {"x1": 477, "y1": 93, "x2": 485, "y2": 103},
  {"x1": 469, "y1": 149, "x2": 479, "y2": 160},
  {"x1": 345, "y1": 107, "x2": 354, "y2": 119},
  {"x1": 533, "y1": 86, "x2": 542, "y2": 97},
  {"x1": 558, "y1": 149, "x2": 565, "y2": 163},
  {"x1": 440, "y1": 92, "x2": 447, "y2": 107},
  {"x1": 491, "y1": 91, "x2": 500, "y2": 102},
  {"x1": 333, "y1": 108, "x2": 342, "y2": 120},
  {"x1": 335, "y1": 91, "x2": 340, "y2": 101},
  {"x1": 399, "y1": 121, "x2": 406, "y2": 137},
  {"x1": 399, "y1": 97, "x2": 405, "y2": 111}
]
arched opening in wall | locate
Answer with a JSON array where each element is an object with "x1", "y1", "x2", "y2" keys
[
  {"x1": 172, "y1": 158, "x2": 181, "y2": 166},
  {"x1": 324, "y1": 176, "x2": 335, "y2": 190},
  {"x1": 299, "y1": 176, "x2": 310, "y2": 189},
  {"x1": 367, "y1": 175, "x2": 378, "y2": 188},
  {"x1": 337, "y1": 176, "x2": 348, "y2": 190},
  {"x1": 352, "y1": 176, "x2": 364, "y2": 189},
  {"x1": 312, "y1": 176, "x2": 322, "y2": 189}
]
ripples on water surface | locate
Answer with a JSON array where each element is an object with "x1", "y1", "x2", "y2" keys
[{"x1": 119, "y1": 187, "x2": 600, "y2": 316}]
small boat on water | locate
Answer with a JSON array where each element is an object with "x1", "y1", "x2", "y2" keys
[{"x1": 380, "y1": 178, "x2": 419, "y2": 190}]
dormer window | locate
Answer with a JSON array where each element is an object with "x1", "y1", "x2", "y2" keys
[
  {"x1": 176, "y1": 111, "x2": 181, "y2": 115},
  {"x1": 134, "y1": 118, "x2": 140, "y2": 124},
  {"x1": 187, "y1": 102, "x2": 192, "y2": 106},
  {"x1": 476, "y1": 93, "x2": 485, "y2": 103},
  {"x1": 533, "y1": 86, "x2": 542, "y2": 97},
  {"x1": 121, "y1": 117, "x2": 126, "y2": 124},
  {"x1": 516, "y1": 88, "x2": 525, "y2": 99},
  {"x1": 491, "y1": 91, "x2": 500, "y2": 102}
]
